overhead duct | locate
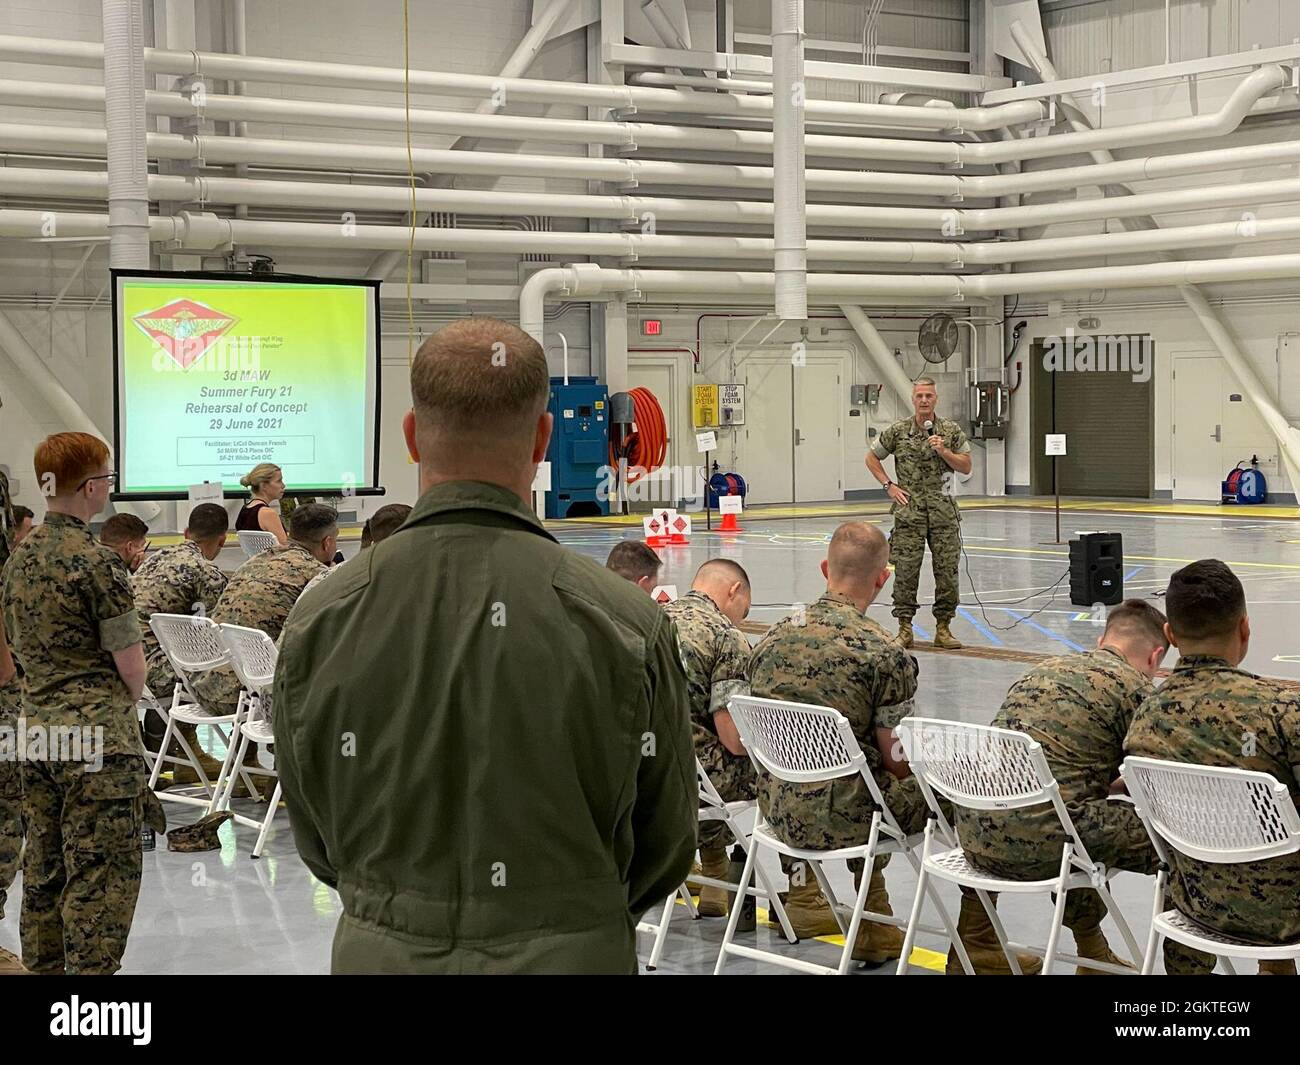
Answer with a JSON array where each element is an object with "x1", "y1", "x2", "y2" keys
[
  {"x1": 771, "y1": 0, "x2": 807, "y2": 320},
  {"x1": 100, "y1": 0, "x2": 149, "y2": 268}
]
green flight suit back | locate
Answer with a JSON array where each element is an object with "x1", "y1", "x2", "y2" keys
[{"x1": 273, "y1": 481, "x2": 697, "y2": 974}]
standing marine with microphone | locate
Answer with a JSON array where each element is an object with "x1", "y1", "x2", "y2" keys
[{"x1": 865, "y1": 377, "x2": 972, "y2": 649}]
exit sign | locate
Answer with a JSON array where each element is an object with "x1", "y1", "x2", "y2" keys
[{"x1": 641, "y1": 319, "x2": 662, "y2": 336}]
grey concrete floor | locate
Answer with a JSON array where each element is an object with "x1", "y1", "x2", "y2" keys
[{"x1": 1, "y1": 502, "x2": 1296, "y2": 974}]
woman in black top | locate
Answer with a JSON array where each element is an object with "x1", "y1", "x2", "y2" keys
[{"x1": 236, "y1": 463, "x2": 287, "y2": 543}]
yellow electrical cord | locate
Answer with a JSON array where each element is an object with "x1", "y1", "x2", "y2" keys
[{"x1": 403, "y1": 0, "x2": 417, "y2": 365}]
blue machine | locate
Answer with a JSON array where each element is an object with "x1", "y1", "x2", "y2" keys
[
  {"x1": 545, "y1": 376, "x2": 609, "y2": 519},
  {"x1": 1222, "y1": 459, "x2": 1268, "y2": 505}
]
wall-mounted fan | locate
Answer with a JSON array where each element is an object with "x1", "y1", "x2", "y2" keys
[{"x1": 917, "y1": 312, "x2": 959, "y2": 365}]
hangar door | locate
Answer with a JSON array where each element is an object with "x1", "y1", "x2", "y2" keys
[{"x1": 1030, "y1": 337, "x2": 1154, "y2": 498}]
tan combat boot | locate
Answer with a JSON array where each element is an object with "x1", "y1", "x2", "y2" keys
[
  {"x1": 896, "y1": 620, "x2": 914, "y2": 648},
  {"x1": 946, "y1": 894, "x2": 1044, "y2": 975},
  {"x1": 851, "y1": 866, "x2": 905, "y2": 964},
  {"x1": 779, "y1": 864, "x2": 843, "y2": 938},
  {"x1": 1073, "y1": 923, "x2": 1135, "y2": 975},
  {"x1": 0, "y1": 945, "x2": 25, "y2": 974},
  {"x1": 695, "y1": 846, "x2": 732, "y2": 918},
  {"x1": 933, "y1": 621, "x2": 963, "y2": 650},
  {"x1": 1258, "y1": 959, "x2": 1297, "y2": 975},
  {"x1": 169, "y1": 725, "x2": 231, "y2": 788}
]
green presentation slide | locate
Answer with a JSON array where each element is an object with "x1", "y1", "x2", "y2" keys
[{"x1": 114, "y1": 274, "x2": 379, "y2": 498}]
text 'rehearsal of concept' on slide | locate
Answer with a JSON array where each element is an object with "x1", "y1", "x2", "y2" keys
[{"x1": 114, "y1": 275, "x2": 379, "y2": 497}]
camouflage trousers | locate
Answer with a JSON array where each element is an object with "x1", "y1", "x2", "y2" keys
[
  {"x1": 1160, "y1": 852, "x2": 1300, "y2": 975},
  {"x1": 0, "y1": 682, "x2": 22, "y2": 921},
  {"x1": 961, "y1": 798, "x2": 1156, "y2": 933},
  {"x1": 764, "y1": 770, "x2": 931, "y2": 852},
  {"x1": 193, "y1": 665, "x2": 243, "y2": 719},
  {"x1": 698, "y1": 742, "x2": 757, "y2": 851},
  {"x1": 20, "y1": 754, "x2": 147, "y2": 975},
  {"x1": 889, "y1": 508, "x2": 961, "y2": 623}
]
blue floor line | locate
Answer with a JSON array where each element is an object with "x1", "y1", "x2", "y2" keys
[
  {"x1": 913, "y1": 622, "x2": 932, "y2": 641},
  {"x1": 956, "y1": 606, "x2": 1004, "y2": 647},
  {"x1": 997, "y1": 607, "x2": 1087, "y2": 652},
  {"x1": 1124, "y1": 565, "x2": 1144, "y2": 582}
]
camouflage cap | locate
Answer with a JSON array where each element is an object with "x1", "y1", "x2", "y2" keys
[{"x1": 166, "y1": 811, "x2": 232, "y2": 852}]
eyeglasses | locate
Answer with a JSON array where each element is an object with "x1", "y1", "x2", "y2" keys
[{"x1": 76, "y1": 472, "x2": 118, "y2": 492}]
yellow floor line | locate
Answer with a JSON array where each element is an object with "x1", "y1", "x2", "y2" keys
[
  {"x1": 673, "y1": 896, "x2": 946, "y2": 972},
  {"x1": 960, "y1": 543, "x2": 1300, "y2": 571}
]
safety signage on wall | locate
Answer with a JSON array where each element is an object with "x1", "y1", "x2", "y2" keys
[
  {"x1": 692, "y1": 383, "x2": 719, "y2": 428},
  {"x1": 719, "y1": 383, "x2": 745, "y2": 426}
]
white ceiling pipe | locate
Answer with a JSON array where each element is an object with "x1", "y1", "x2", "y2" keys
[
  {"x1": 0, "y1": 66, "x2": 1279, "y2": 166},
  {"x1": 771, "y1": 0, "x2": 807, "y2": 319},
  {"x1": 1013, "y1": 19, "x2": 1300, "y2": 494},
  {"x1": 22, "y1": 167, "x2": 1300, "y2": 268},
  {"x1": 19, "y1": 168, "x2": 1300, "y2": 267},
  {"x1": 0, "y1": 32, "x2": 1042, "y2": 131},
  {"x1": 101, "y1": 0, "x2": 150, "y2": 268},
  {"x1": 363, "y1": 0, "x2": 579, "y2": 282},
  {"x1": 14, "y1": 120, "x2": 1300, "y2": 205}
]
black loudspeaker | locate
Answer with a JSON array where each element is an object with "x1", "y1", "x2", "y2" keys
[{"x1": 1069, "y1": 531, "x2": 1124, "y2": 606}]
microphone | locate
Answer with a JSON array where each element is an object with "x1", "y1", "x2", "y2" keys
[{"x1": 923, "y1": 419, "x2": 934, "y2": 433}]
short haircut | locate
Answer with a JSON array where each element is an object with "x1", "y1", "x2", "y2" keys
[
  {"x1": 35, "y1": 431, "x2": 109, "y2": 497},
  {"x1": 913, "y1": 377, "x2": 936, "y2": 390},
  {"x1": 12, "y1": 505, "x2": 33, "y2": 524},
  {"x1": 827, "y1": 521, "x2": 889, "y2": 583},
  {"x1": 361, "y1": 503, "x2": 412, "y2": 548},
  {"x1": 695, "y1": 557, "x2": 750, "y2": 590},
  {"x1": 1103, "y1": 599, "x2": 1169, "y2": 651},
  {"x1": 186, "y1": 503, "x2": 230, "y2": 541},
  {"x1": 410, "y1": 317, "x2": 550, "y2": 455},
  {"x1": 100, "y1": 512, "x2": 148, "y2": 547},
  {"x1": 240, "y1": 463, "x2": 281, "y2": 491},
  {"x1": 1165, "y1": 559, "x2": 1246, "y2": 641},
  {"x1": 288, "y1": 502, "x2": 338, "y2": 545},
  {"x1": 606, "y1": 541, "x2": 662, "y2": 584}
]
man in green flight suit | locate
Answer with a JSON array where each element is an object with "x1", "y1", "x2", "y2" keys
[
  {"x1": 274, "y1": 316, "x2": 697, "y2": 974},
  {"x1": 866, "y1": 377, "x2": 972, "y2": 650}
]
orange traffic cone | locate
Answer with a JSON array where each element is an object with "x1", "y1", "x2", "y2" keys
[{"x1": 718, "y1": 511, "x2": 742, "y2": 533}]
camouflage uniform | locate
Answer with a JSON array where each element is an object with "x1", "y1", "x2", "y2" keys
[
  {"x1": 870, "y1": 417, "x2": 971, "y2": 623},
  {"x1": 0, "y1": 512, "x2": 146, "y2": 975},
  {"x1": 0, "y1": 472, "x2": 20, "y2": 919},
  {"x1": 1125, "y1": 654, "x2": 1300, "y2": 975},
  {"x1": 193, "y1": 542, "x2": 324, "y2": 717},
  {"x1": 959, "y1": 647, "x2": 1157, "y2": 931},
  {"x1": 747, "y1": 592, "x2": 925, "y2": 849},
  {"x1": 132, "y1": 541, "x2": 228, "y2": 698},
  {"x1": 662, "y1": 590, "x2": 754, "y2": 848}
]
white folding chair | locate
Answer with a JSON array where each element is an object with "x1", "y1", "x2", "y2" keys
[
  {"x1": 215, "y1": 623, "x2": 282, "y2": 857},
  {"x1": 636, "y1": 758, "x2": 797, "y2": 971},
  {"x1": 897, "y1": 717, "x2": 1142, "y2": 976},
  {"x1": 148, "y1": 614, "x2": 260, "y2": 812},
  {"x1": 715, "y1": 695, "x2": 964, "y2": 976},
  {"x1": 1121, "y1": 756, "x2": 1300, "y2": 975},
  {"x1": 236, "y1": 530, "x2": 277, "y2": 558}
]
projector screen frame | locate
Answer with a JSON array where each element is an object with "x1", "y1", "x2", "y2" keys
[{"x1": 110, "y1": 268, "x2": 385, "y2": 501}]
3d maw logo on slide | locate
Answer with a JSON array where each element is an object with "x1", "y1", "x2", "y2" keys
[{"x1": 133, "y1": 298, "x2": 239, "y2": 370}]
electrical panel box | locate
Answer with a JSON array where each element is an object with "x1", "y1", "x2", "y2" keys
[
  {"x1": 545, "y1": 377, "x2": 610, "y2": 519},
  {"x1": 971, "y1": 381, "x2": 1010, "y2": 440}
]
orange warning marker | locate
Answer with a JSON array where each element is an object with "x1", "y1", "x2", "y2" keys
[
  {"x1": 718, "y1": 511, "x2": 742, "y2": 533},
  {"x1": 643, "y1": 515, "x2": 668, "y2": 547}
]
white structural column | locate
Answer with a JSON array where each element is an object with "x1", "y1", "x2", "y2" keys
[
  {"x1": 771, "y1": 0, "x2": 807, "y2": 320},
  {"x1": 1180, "y1": 285, "x2": 1300, "y2": 493},
  {"x1": 101, "y1": 0, "x2": 150, "y2": 267},
  {"x1": 838, "y1": 304, "x2": 915, "y2": 409}
]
